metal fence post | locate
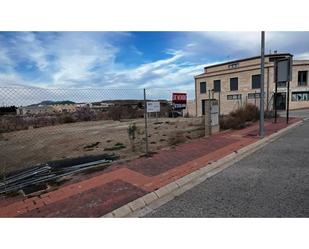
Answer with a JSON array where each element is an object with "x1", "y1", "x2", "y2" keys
[{"x1": 143, "y1": 88, "x2": 149, "y2": 156}]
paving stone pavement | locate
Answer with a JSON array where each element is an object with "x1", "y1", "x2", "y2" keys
[{"x1": 0, "y1": 117, "x2": 300, "y2": 217}]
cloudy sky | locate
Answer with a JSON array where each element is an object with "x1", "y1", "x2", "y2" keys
[{"x1": 0, "y1": 31, "x2": 309, "y2": 92}]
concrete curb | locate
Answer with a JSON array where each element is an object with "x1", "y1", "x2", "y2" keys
[{"x1": 102, "y1": 120, "x2": 303, "y2": 218}]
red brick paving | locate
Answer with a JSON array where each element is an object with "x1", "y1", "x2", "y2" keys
[
  {"x1": 126, "y1": 136, "x2": 237, "y2": 176},
  {"x1": 19, "y1": 180, "x2": 148, "y2": 217},
  {"x1": 0, "y1": 117, "x2": 301, "y2": 217}
]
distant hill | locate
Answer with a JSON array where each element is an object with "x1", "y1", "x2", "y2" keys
[{"x1": 28, "y1": 100, "x2": 75, "y2": 107}]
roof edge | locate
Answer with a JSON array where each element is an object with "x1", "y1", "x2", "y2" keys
[{"x1": 204, "y1": 53, "x2": 293, "y2": 70}]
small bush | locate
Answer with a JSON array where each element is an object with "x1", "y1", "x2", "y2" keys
[
  {"x1": 220, "y1": 115, "x2": 246, "y2": 130},
  {"x1": 62, "y1": 115, "x2": 75, "y2": 123},
  {"x1": 230, "y1": 103, "x2": 259, "y2": 122},
  {"x1": 128, "y1": 122, "x2": 137, "y2": 152},
  {"x1": 220, "y1": 104, "x2": 260, "y2": 130},
  {"x1": 127, "y1": 123, "x2": 137, "y2": 140}
]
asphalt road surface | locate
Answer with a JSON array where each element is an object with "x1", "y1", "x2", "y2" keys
[{"x1": 146, "y1": 120, "x2": 309, "y2": 217}]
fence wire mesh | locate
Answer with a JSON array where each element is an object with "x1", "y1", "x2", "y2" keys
[{"x1": 0, "y1": 87, "x2": 204, "y2": 178}]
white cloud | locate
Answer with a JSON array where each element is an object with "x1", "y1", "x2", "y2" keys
[
  {"x1": 186, "y1": 43, "x2": 196, "y2": 48},
  {"x1": 203, "y1": 31, "x2": 260, "y2": 50},
  {"x1": 11, "y1": 32, "x2": 49, "y2": 70},
  {"x1": 0, "y1": 73, "x2": 27, "y2": 87},
  {"x1": 0, "y1": 48, "x2": 13, "y2": 68},
  {"x1": 294, "y1": 52, "x2": 309, "y2": 60},
  {"x1": 200, "y1": 31, "x2": 309, "y2": 57},
  {"x1": 1, "y1": 31, "x2": 309, "y2": 96},
  {"x1": 44, "y1": 32, "x2": 119, "y2": 87}
]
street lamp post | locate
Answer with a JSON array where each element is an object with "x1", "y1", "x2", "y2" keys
[{"x1": 259, "y1": 31, "x2": 265, "y2": 137}]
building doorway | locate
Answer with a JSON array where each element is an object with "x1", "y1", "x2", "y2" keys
[
  {"x1": 274, "y1": 92, "x2": 286, "y2": 110},
  {"x1": 201, "y1": 100, "x2": 206, "y2": 115}
]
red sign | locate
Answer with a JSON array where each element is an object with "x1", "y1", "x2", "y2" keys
[{"x1": 172, "y1": 93, "x2": 187, "y2": 104}]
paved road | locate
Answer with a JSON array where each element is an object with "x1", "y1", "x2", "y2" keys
[{"x1": 146, "y1": 120, "x2": 309, "y2": 217}]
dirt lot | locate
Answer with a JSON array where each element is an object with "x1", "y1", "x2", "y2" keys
[{"x1": 0, "y1": 117, "x2": 204, "y2": 173}]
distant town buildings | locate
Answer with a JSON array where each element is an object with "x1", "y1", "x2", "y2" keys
[
  {"x1": 51, "y1": 104, "x2": 77, "y2": 113},
  {"x1": 16, "y1": 105, "x2": 55, "y2": 115},
  {"x1": 14, "y1": 100, "x2": 148, "y2": 117}
]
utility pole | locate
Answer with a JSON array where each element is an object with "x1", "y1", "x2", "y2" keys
[
  {"x1": 259, "y1": 31, "x2": 265, "y2": 137},
  {"x1": 143, "y1": 88, "x2": 149, "y2": 156}
]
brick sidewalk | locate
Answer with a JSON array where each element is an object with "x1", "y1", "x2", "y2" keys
[{"x1": 0, "y1": 117, "x2": 300, "y2": 217}]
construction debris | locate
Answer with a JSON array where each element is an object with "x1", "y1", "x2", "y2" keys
[{"x1": 0, "y1": 153, "x2": 119, "y2": 196}]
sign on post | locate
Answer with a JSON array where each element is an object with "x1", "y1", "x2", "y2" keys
[
  {"x1": 146, "y1": 101, "x2": 160, "y2": 113},
  {"x1": 275, "y1": 57, "x2": 292, "y2": 83},
  {"x1": 274, "y1": 56, "x2": 293, "y2": 124},
  {"x1": 172, "y1": 93, "x2": 187, "y2": 110}
]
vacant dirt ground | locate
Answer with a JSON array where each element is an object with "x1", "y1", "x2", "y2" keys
[{"x1": 0, "y1": 117, "x2": 204, "y2": 173}]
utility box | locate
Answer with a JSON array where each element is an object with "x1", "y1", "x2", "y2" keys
[{"x1": 204, "y1": 99, "x2": 219, "y2": 136}]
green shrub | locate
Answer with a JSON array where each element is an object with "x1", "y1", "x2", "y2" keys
[
  {"x1": 230, "y1": 103, "x2": 259, "y2": 122},
  {"x1": 62, "y1": 115, "x2": 75, "y2": 123},
  {"x1": 220, "y1": 115, "x2": 246, "y2": 130},
  {"x1": 220, "y1": 104, "x2": 259, "y2": 130}
]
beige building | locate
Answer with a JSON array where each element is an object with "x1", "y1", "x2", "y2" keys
[
  {"x1": 194, "y1": 53, "x2": 309, "y2": 116},
  {"x1": 52, "y1": 104, "x2": 77, "y2": 113},
  {"x1": 16, "y1": 105, "x2": 55, "y2": 115}
]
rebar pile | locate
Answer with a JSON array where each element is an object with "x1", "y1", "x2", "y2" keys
[{"x1": 0, "y1": 154, "x2": 119, "y2": 195}]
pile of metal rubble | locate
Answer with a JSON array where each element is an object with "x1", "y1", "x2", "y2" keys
[{"x1": 0, "y1": 153, "x2": 119, "y2": 196}]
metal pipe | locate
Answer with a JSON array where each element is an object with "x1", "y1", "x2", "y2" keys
[
  {"x1": 143, "y1": 88, "x2": 149, "y2": 156},
  {"x1": 286, "y1": 81, "x2": 290, "y2": 124},
  {"x1": 259, "y1": 31, "x2": 265, "y2": 137}
]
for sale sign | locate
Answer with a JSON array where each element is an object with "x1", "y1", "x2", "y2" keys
[
  {"x1": 172, "y1": 93, "x2": 187, "y2": 104},
  {"x1": 172, "y1": 93, "x2": 187, "y2": 110}
]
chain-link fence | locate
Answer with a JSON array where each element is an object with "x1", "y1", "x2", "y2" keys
[{"x1": 0, "y1": 87, "x2": 204, "y2": 178}]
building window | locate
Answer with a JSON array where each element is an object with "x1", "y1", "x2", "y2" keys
[
  {"x1": 227, "y1": 94, "x2": 241, "y2": 100},
  {"x1": 200, "y1": 82, "x2": 206, "y2": 94},
  {"x1": 251, "y1": 74, "x2": 261, "y2": 89},
  {"x1": 292, "y1": 91, "x2": 309, "y2": 101},
  {"x1": 228, "y1": 63, "x2": 239, "y2": 69},
  {"x1": 298, "y1": 71, "x2": 308, "y2": 86},
  {"x1": 248, "y1": 93, "x2": 260, "y2": 99},
  {"x1": 230, "y1": 77, "x2": 238, "y2": 91},
  {"x1": 214, "y1": 80, "x2": 221, "y2": 92}
]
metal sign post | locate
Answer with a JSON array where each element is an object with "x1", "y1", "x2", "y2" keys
[
  {"x1": 208, "y1": 89, "x2": 211, "y2": 135},
  {"x1": 259, "y1": 31, "x2": 265, "y2": 137},
  {"x1": 274, "y1": 55, "x2": 292, "y2": 124},
  {"x1": 274, "y1": 82, "x2": 278, "y2": 123},
  {"x1": 143, "y1": 89, "x2": 149, "y2": 156},
  {"x1": 286, "y1": 81, "x2": 290, "y2": 124}
]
